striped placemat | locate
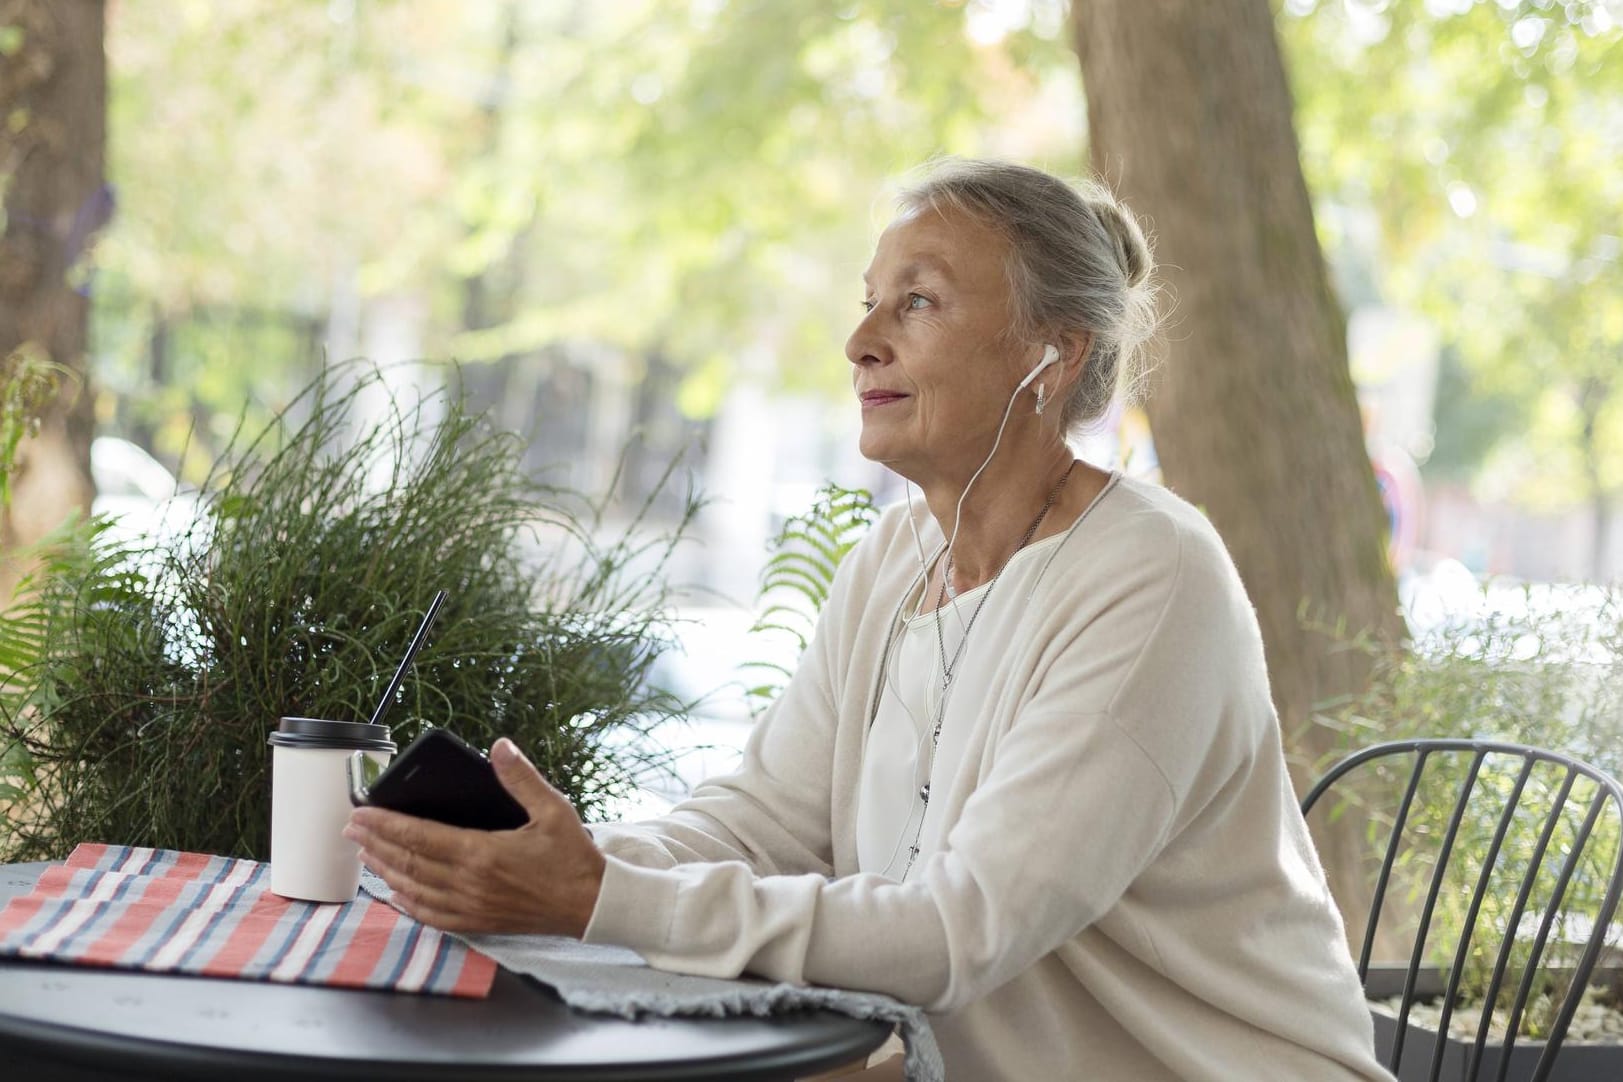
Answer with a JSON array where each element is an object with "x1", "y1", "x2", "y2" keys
[{"x1": 0, "y1": 843, "x2": 495, "y2": 997}]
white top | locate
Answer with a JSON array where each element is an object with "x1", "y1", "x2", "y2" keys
[
  {"x1": 856, "y1": 533, "x2": 1069, "y2": 878},
  {"x1": 584, "y1": 475, "x2": 1394, "y2": 1082}
]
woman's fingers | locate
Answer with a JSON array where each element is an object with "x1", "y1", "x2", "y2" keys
[
  {"x1": 489, "y1": 737, "x2": 572, "y2": 824},
  {"x1": 343, "y1": 737, "x2": 606, "y2": 937},
  {"x1": 349, "y1": 824, "x2": 459, "y2": 893},
  {"x1": 347, "y1": 805, "x2": 465, "y2": 863}
]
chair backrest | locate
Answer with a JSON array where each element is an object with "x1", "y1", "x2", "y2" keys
[{"x1": 1301, "y1": 738, "x2": 1623, "y2": 1082}]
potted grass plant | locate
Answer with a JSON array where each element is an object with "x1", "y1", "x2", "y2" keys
[
  {"x1": 0, "y1": 362, "x2": 696, "y2": 861},
  {"x1": 1311, "y1": 584, "x2": 1623, "y2": 1080}
]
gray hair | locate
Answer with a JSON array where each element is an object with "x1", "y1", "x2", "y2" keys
[{"x1": 895, "y1": 158, "x2": 1159, "y2": 429}]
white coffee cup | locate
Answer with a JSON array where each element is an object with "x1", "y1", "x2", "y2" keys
[{"x1": 268, "y1": 717, "x2": 397, "y2": 903}]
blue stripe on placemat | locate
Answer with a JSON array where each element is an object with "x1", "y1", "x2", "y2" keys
[
  {"x1": 288, "y1": 895, "x2": 351, "y2": 982},
  {"x1": 380, "y1": 920, "x2": 426, "y2": 987},
  {"x1": 302, "y1": 894, "x2": 380, "y2": 986},
  {"x1": 250, "y1": 895, "x2": 322, "y2": 977},
  {"x1": 427, "y1": 937, "x2": 454, "y2": 990},
  {"x1": 365, "y1": 895, "x2": 425, "y2": 986}
]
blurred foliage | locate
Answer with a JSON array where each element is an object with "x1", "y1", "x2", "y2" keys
[
  {"x1": 1425, "y1": 344, "x2": 1529, "y2": 484},
  {"x1": 92, "y1": 0, "x2": 1079, "y2": 478},
  {"x1": 1280, "y1": 0, "x2": 1623, "y2": 518},
  {"x1": 0, "y1": 362, "x2": 695, "y2": 860},
  {"x1": 1313, "y1": 582, "x2": 1623, "y2": 774},
  {"x1": 74, "y1": 0, "x2": 1623, "y2": 546},
  {"x1": 0, "y1": 346, "x2": 73, "y2": 508}
]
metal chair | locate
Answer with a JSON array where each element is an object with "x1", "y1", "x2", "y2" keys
[{"x1": 1301, "y1": 738, "x2": 1623, "y2": 1082}]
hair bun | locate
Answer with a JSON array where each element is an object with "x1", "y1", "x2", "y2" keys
[{"x1": 1095, "y1": 200, "x2": 1152, "y2": 288}]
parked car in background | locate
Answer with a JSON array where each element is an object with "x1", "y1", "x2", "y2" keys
[{"x1": 90, "y1": 437, "x2": 204, "y2": 550}]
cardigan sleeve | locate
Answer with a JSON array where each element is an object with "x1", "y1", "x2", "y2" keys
[
  {"x1": 585, "y1": 709, "x2": 1176, "y2": 1010},
  {"x1": 583, "y1": 507, "x2": 1251, "y2": 1012}
]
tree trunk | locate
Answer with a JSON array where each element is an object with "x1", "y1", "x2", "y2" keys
[
  {"x1": 0, "y1": 0, "x2": 106, "y2": 607},
  {"x1": 1073, "y1": 0, "x2": 1405, "y2": 944}
]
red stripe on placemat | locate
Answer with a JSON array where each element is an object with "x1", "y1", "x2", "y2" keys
[
  {"x1": 0, "y1": 893, "x2": 50, "y2": 933},
  {"x1": 450, "y1": 947, "x2": 499, "y2": 998},
  {"x1": 64, "y1": 842, "x2": 112, "y2": 868},
  {"x1": 28, "y1": 865, "x2": 90, "y2": 897}
]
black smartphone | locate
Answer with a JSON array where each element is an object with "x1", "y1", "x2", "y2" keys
[{"x1": 347, "y1": 728, "x2": 529, "y2": 831}]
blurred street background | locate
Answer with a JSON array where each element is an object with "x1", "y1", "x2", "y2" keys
[{"x1": 5, "y1": 0, "x2": 1620, "y2": 806}]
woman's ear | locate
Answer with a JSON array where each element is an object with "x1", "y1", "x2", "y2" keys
[{"x1": 1053, "y1": 331, "x2": 1094, "y2": 396}]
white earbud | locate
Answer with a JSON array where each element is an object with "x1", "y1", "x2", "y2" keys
[{"x1": 1016, "y1": 344, "x2": 1060, "y2": 392}]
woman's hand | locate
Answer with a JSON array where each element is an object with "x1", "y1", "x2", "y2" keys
[{"x1": 343, "y1": 737, "x2": 606, "y2": 937}]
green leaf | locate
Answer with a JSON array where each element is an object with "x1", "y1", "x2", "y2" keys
[{"x1": 740, "y1": 483, "x2": 876, "y2": 716}]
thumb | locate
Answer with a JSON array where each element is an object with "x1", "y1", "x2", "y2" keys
[{"x1": 490, "y1": 737, "x2": 570, "y2": 822}]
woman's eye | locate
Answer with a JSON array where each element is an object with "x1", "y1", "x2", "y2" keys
[
  {"x1": 861, "y1": 298, "x2": 876, "y2": 312},
  {"x1": 907, "y1": 293, "x2": 930, "y2": 310}
]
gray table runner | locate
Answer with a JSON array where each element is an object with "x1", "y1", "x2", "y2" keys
[{"x1": 361, "y1": 873, "x2": 943, "y2": 1081}]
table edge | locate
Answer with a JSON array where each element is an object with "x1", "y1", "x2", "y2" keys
[{"x1": 0, "y1": 1008, "x2": 891, "y2": 1081}]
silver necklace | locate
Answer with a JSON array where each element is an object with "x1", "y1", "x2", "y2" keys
[
  {"x1": 898, "y1": 461, "x2": 1076, "y2": 879},
  {"x1": 932, "y1": 463, "x2": 1074, "y2": 694}
]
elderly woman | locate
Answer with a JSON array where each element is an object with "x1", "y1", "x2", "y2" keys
[{"x1": 346, "y1": 159, "x2": 1392, "y2": 1081}]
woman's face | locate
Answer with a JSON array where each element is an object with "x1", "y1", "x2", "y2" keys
[{"x1": 845, "y1": 206, "x2": 1032, "y2": 482}]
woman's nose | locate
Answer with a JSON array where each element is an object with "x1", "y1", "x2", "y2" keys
[{"x1": 845, "y1": 310, "x2": 885, "y2": 368}]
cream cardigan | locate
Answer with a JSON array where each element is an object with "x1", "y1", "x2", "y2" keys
[{"x1": 585, "y1": 475, "x2": 1393, "y2": 1081}]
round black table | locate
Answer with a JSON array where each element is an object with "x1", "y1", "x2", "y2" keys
[{"x1": 0, "y1": 863, "x2": 890, "y2": 1081}]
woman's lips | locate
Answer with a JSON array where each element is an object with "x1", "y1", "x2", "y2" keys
[{"x1": 860, "y1": 391, "x2": 908, "y2": 408}]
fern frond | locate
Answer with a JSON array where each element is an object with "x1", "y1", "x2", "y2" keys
[{"x1": 741, "y1": 483, "x2": 877, "y2": 717}]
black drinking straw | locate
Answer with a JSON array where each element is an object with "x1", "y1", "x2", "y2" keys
[{"x1": 366, "y1": 589, "x2": 447, "y2": 730}]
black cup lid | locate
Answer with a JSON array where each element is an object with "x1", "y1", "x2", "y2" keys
[{"x1": 268, "y1": 717, "x2": 397, "y2": 753}]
